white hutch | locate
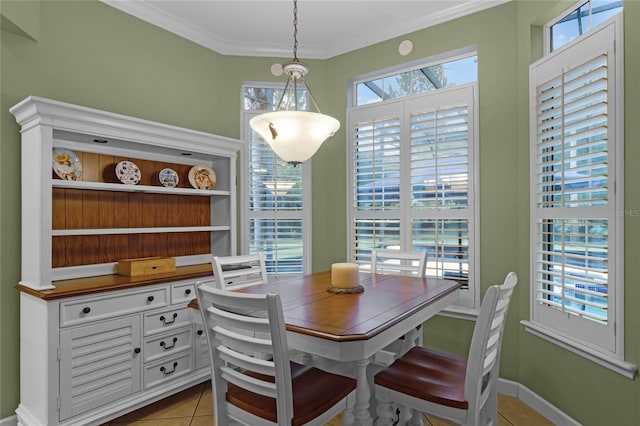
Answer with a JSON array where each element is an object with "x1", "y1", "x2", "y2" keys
[{"x1": 10, "y1": 96, "x2": 243, "y2": 426}]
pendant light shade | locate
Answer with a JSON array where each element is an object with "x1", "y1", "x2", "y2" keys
[
  {"x1": 249, "y1": 0, "x2": 340, "y2": 166},
  {"x1": 250, "y1": 110, "x2": 340, "y2": 165}
]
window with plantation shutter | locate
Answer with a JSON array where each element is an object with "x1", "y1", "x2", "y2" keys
[
  {"x1": 526, "y1": 16, "x2": 633, "y2": 375},
  {"x1": 349, "y1": 80, "x2": 479, "y2": 311},
  {"x1": 241, "y1": 84, "x2": 311, "y2": 275}
]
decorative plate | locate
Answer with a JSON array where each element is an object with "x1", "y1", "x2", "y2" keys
[
  {"x1": 52, "y1": 148, "x2": 82, "y2": 181},
  {"x1": 115, "y1": 160, "x2": 141, "y2": 185},
  {"x1": 159, "y1": 168, "x2": 179, "y2": 188},
  {"x1": 188, "y1": 165, "x2": 216, "y2": 190}
]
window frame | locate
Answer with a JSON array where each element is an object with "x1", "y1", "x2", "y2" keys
[
  {"x1": 240, "y1": 81, "x2": 312, "y2": 275},
  {"x1": 524, "y1": 14, "x2": 636, "y2": 378},
  {"x1": 347, "y1": 54, "x2": 480, "y2": 316},
  {"x1": 544, "y1": 0, "x2": 623, "y2": 54}
]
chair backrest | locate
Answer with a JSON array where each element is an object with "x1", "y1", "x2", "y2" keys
[
  {"x1": 211, "y1": 253, "x2": 268, "y2": 290},
  {"x1": 465, "y1": 272, "x2": 517, "y2": 420},
  {"x1": 196, "y1": 284, "x2": 293, "y2": 425},
  {"x1": 371, "y1": 249, "x2": 427, "y2": 277}
]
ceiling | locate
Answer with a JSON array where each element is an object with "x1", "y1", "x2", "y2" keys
[{"x1": 101, "y1": 0, "x2": 509, "y2": 60}]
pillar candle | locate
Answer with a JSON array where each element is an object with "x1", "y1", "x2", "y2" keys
[{"x1": 331, "y1": 263, "x2": 360, "y2": 288}]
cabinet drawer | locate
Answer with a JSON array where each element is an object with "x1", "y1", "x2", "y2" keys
[
  {"x1": 144, "y1": 307, "x2": 191, "y2": 336},
  {"x1": 172, "y1": 278, "x2": 214, "y2": 306},
  {"x1": 171, "y1": 282, "x2": 196, "y2": 305},
  {"x1": 143, "y1": 351, "x2": 193, "y2": 390},
  {"x1": 60, "y1": 287, "x2": 168, "y2": 327},
  {"x1": 143, "y1": 327, "x2": 193, "y2": 363}
]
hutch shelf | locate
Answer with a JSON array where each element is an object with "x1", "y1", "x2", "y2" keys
[{"x1": 10, "y1": 96, "x2": 243, "y2": 426}]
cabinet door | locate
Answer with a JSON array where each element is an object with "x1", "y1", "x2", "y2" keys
[{"x1": 59, "y1": 316, "x2": 142, "y2": 420}]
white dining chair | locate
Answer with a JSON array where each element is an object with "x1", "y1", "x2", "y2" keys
[
  {"x1": 371, "y1": 248, "x2": 427, "y2": 277},
  {"x1": 211, "y1": 253, "x2": 268, "y2": 290},
  {"x1": 371, "y1": 249, "x2": 428, "y2": 366},
  {"x1": 209, "y1": 253, "x2": 314, "y2": 365},
  {"x1": 373, "y1": 272, "x2": 518, "y2": 426},
  {"x1": 196, "y1": 284, "x2": 356, "y2": 425}
]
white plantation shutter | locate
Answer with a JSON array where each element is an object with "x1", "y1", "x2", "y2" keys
[
  {"x1": 249, "y1": 218, "x2": 304, "y2": 275},
  {"x1": 242, "y1": 111, "x2": 309, "y2": 275},
  {"x1": 408, "y1": 87, "x2": 476, "y2": 306},
  {"x1": 410, "y1": 106, "x2": 470, "y2": 209},
  {"x1": 530, "y1": 19, "x2": 620, "y2": 354},
  {"x1": 348, "y1": 84, "x2": 478, "y2": 309},
  {"x1": 353, "y1": 116, "x2": 401, "y2": 211},
  {"x1": 249, "y1": 139, "x2": 304, "y2": 212},
  {"x1": 350, "y1": 102, "x2": 403, "y2": 267}
]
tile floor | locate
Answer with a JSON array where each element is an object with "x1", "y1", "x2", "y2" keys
[{"x1": 102, "y1": 380, "x2": 554, "y2": 426}]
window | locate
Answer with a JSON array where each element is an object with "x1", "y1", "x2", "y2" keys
[
  {"x1": 526, "y1": 14, "x2": 635, "y2": 377},
  {"x1": 545, "y1": 0, "x2": 622, "y2": 53},
  {"x1": 348, "y1": 51, "x2": 479, "y2": 312},
  {"x1": 355, "y1": 53, "x2": 477, "y2": 106},
  {"x1": 241, "y1": 84, "x2": 311, "y2": 275}
]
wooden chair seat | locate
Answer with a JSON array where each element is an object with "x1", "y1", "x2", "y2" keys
[
  {"x1": 228, "y1": 362, "x2": 356, "y2": 426},
  {"x1": 374, "y1": 346, "x2": 468, "y2": 410}
]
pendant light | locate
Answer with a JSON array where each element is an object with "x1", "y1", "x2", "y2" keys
[{"x1": 249, "y1": 0, "x2": 340, "y2": 166}]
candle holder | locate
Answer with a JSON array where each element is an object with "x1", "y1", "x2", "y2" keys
[{"x1": 327, "y1": 285, "x2": 364, "y2": 294}]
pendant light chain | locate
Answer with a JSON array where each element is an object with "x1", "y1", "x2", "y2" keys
[{"x1": 292, "y1": 0, "x2": 299, "y2": 61}]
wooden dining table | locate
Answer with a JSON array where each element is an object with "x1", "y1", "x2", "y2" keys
[{"x1": 195, "y1": 270, "x2": 460, "y2": 426}]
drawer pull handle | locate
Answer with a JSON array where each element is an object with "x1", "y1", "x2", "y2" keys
[
  {"x1": 159, "y1": 313, "x2": 178, "y2": 325},
  {"x1": 160, "y1": 362, "x2": 178, "y2": 376},
  {"x1": 160, "y1": 337, "x2": 178, "y2": 350},
  {"x1": 134, "y1": 347, "x2": 141, "y2": 354},
  {"x1": 185, "y1": 289, "x2": 192, "y2": 295},
  {"x1": 82, "y1": 307, "x2": 91, "y2": 314},
  {"x1": 147, "y1": 295, "x2": 155, "y2": 302},
  {"x1": 197, "y1": 330, "x2": 204, "y2": 336}
]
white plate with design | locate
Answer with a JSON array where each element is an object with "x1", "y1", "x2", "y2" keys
[
  {"x1": 115, "y1": 160, "x2": 141, "y2": 185},
  {"x1": 188, "y1": 165, "x2": 216, "y2": 190},
  {"x1": 52, "y1": 148, "x2": 82, "y2": 181},
  {"x1": 159, "y1": 168, "x2": 179, "y2": 188}
]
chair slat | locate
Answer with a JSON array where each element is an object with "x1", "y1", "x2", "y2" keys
[
  {"x1": 217, "y1": 345, "x2": 276, "y2": 376},
  {"x1": 220, "y1": 365, "x2": 278, "y2": 398}
]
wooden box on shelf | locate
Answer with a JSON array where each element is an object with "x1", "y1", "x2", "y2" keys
[{"x1": 118, "y1": 256, "x2": 176, "y2": 276}]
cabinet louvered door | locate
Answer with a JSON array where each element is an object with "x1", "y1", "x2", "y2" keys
[{"x1": 59, "y1": 316, "x2": 142, "y2": 420}]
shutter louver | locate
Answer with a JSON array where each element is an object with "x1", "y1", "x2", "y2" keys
[
  {"x1": 250, "y1": 219, "x2": 304, "y2": 275},
  {"x1": 533, "y1": 53, "x2": 610, "y2": 325},
  {"x1": 410, "y1": 105, "x2": 469, "y2": 209},
  {"x1": 353, "y1": 218, "x2": 401, "y2": 265},
  {"x1": 249, "y1": 137, "x2": 303, "y2": 212},
  {"x1": 352, "y1": 117, "x2": 401, "y2": 211},
  {"x1": 412, "y1": 219, "x2": 469, "y2": 289}
]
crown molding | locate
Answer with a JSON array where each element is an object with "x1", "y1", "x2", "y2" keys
[{"x1": 101, "y1": 0, "x2": 510, "y2": 59}]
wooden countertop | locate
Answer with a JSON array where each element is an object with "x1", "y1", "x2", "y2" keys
[{"x1": 17, "y1": 263, "x2": 214, "y2": 300}]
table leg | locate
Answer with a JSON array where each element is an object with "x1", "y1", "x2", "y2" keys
[{"x1": 351, "y1": 358, "x2": 373, "y2": 426}]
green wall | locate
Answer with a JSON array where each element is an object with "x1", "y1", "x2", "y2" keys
[{"x1": 1, "y1": 1, "x2": 639, "y2": 424}]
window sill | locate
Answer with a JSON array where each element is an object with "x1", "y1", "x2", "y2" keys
[
  {"x1": 438, "y1": 305, "x2": 479, "y2": 321},
  {"x1": 521, "y1": 320, "x2": 637, "y2": 379}
]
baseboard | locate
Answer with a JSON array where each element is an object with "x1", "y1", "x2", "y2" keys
[
  {"x1": 499, "y1": 379, "x2": 581, "y2": 426},
  {"x1": 0, "y1": 415, "x2": 17, "y2": 426}
]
